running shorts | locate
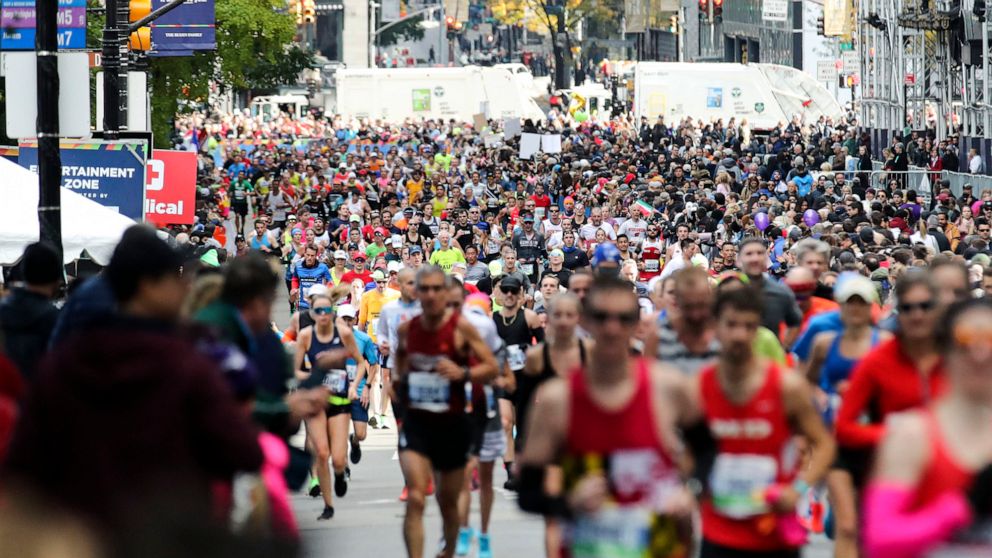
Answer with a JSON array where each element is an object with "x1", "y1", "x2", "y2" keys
[
  {"x1": 398, "y1": 412, "x2": 472, "y2": 472},
  {"x1": 326, "y1": 403, "x2": 351, "y2": 418},
  {"x1": 351, "y1": 399, "x2": 369, "y2": 422}
]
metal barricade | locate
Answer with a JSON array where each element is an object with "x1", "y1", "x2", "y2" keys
[
  {"x1": 939, "y1": 171, "x2": 992, "y2": 198},
  {"x1": 865, "y1": 169, "x2": 936, "y2": 205}
]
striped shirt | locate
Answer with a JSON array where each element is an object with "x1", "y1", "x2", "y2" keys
[{"x1": 655, "y1": 315, "x2": 720, "y2": 376}]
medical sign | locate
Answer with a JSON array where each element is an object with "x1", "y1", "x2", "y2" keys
[
  {"x1": 149, "y1": 0, "x2": 216, "y2": 55},
  {"x1": 1, "y1": 0, "x2": 86, "y2": 50},
  {"x1": 145, "y1": 150, "x2": 197, "y2": 225},
  {"x1": 18, "y1": 141, "x2": 147, "y2": 221}
]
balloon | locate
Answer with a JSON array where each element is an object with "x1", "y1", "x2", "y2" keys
[
  {"x1": 803, "y1": 209, "x2": 820, "y2": 227},
  {"x1": 754, "y1": 212, "x2": 770, "y2": 231},
  {"x1": 574, "y1": 111, "x2": 589, "y2": 123}
]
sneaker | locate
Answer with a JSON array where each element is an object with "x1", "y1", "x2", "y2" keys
[
  {"x1": 308, "y1": 477, "x2": 321, "y2": 498},
  {"x1": 455, "y1": 527, "x2": 473, "y2": 556},
  {"x1": 334, "y1": 472, "x2": 348, "y2": 497},
  {"x1": 503, "y1": 476, "x2": 517, "y2": 491},
  {"x1": 478, "y1": 533, "x2": 492, "y2": 558},
  {"x1": 318, "y1": 505, "x2": 335, "y2": 520},
  {"x1": 368, "y1": 415, "x2": 379, "y2": 429},
  {"x1": 399, "y1": 485, "x2": 409, "y2": 502},
  {"x1": 345, "y1": 466, "x2": 351, "y2": 480},
  {"x1": 350, "y1": 434, "x2": 362, "y2": 464},
  {"x1": 378, "y1": 414, "x2": 390, "y2": 429}
]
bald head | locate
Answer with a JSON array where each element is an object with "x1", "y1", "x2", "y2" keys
[
  {"x1": 397, "y1": 268, "x2": 417, "y2": 301},
  {"x1": 785, "y1": 266, "x2": 816, "y2": 287}
]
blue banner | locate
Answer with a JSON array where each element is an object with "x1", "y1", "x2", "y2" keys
[
  {"x1": 0, "y1": 0, "x2": 86, "y2": 50},
  {"x1": 149, "y1": 0, "x2": 216, "y2": 54},
  {"x1": 18, "y1": 143, "x2": 147, "y2": 221}
]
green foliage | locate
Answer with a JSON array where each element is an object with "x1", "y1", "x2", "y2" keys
[{"x1": 377, "y1": 15, "x2": 426, "y2": 47}]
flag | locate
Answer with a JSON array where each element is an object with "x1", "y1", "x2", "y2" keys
[
  {"x1": 802, "y1": 99, "x2": 813, "y2": 108},
  {"x1": 634, "y1": 200, "x2": 656, "y2": 216}
]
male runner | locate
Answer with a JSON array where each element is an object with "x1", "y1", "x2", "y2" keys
[
  {"x1": 359, "y1": 269, "x2": 399, "y2": 426},
  {"x1": 517, "y1": 275, "x2": 698, "y2": 558},
  {"x1": 394, "y1": 266, "x2": 498, "y2": 558},
  {"x1": 493, "y1": 275, "x2": 543, "y2": 489},
  {"x1": 693, "y1": 286, "x2": 835, "y2": 558}
]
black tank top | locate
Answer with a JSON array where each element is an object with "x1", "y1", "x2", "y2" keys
[
  {"x1": 496, "y1": 309, "x2": 531, "y2": 373},
  {"x1": 540, "y1": 340, "x2": 587, "y2": 382},
  {"x1": 300, "y1": 325, "x2": 348, "y2": 395}
]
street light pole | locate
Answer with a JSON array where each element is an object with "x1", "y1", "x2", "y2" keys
[{"x1": 36, "y1": 0, "x2": 63, "y2": 261}]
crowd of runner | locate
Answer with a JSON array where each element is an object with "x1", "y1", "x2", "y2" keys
[{"x1": 0, "y1": 108, "x2": 989, "y2": 558}]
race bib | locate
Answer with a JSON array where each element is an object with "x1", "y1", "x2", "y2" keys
[
  {"x1": 709, "y1": 454, "x2": 777, "y2": 518},
  {"x1": 644, "y1": 260, "x2": 659, "y2": 272},
  {"x1": 322, "y1": 369, "x2": 348, "y2": 396},
  {"x1": 408, "y1": 371, "x2": 450, "y2": 413},
  {"x1": 570, "y1": 507, "x2": 651, "y2": 558},
  {"x1": 521, "y1": 263, "x2": 534, "y2": 276},
  {"x1": 346, "y1": 361, "x2": 358, "y2": 381},
  {"x1": 507, "y1": 345, "x2": 526, "y2": 371}
]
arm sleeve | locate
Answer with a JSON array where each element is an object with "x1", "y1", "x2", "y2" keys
[{"x1": 835, "y1": 358, "x2": 884, "y2": 448}]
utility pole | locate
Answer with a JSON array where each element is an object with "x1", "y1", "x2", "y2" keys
[
  {"x1": 36, "y1": 0, "x2": 63, "y2": 261},
  {"x1": 102, "y1": 0, "x2": 130, "y2": 138}
]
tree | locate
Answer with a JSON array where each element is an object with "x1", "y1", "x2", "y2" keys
[
  {"x1": 521, "y1": 0, "x2": 616, "y2": 89},
  {"x1": 377, "y1": 15, "x2": 426, "y2": 47}
]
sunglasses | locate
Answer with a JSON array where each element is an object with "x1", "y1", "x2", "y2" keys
[
  {"x1": 898, "y1": 300, "x2": 935, "y2": 314},
  {"x1": 586, "y1": 309, "x2": 640, "y2": 326},
  {"x1": 953, "y1": 325, "x2": 992, "y2": 349},
  {"x1": 501, "y1": 286, "x2": 521, "y2": 295},
  {"x1": 376, "y1": 280, "x2": 387, "y2": 285},
  {"x1": 313, "y1": 307, "x2": 334, "y2": 316}
]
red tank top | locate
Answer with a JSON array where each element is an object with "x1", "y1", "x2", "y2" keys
[
  {"x1": 561, "y1": 358, "x2": 688, "y2": 558},
  {"x1": 405, "y1": 311, "x2": 467, "y2": 415},
  {"x1": 699, "y1": 362, "x2": 799, "y2": 551},
  {"x1": 913, "y1": 410, "x2": 975, "y2": 510}
]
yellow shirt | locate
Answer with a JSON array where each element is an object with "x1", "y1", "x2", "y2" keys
[{"x1": 359, "y1": 288, "x2": 400, "y2": 342}]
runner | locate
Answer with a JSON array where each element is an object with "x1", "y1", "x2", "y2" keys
[
  {"x1": 335, "y1": 303, "x2": 377, "y2": 469},
  {"x1": 650, "y1": 267, "x2": 720, "y2": 375},
  {"x1": 865, "y1": 298, "x2": 992, "y2": 558},
  {"x1": 294, "y1": 292, "x2": 364, "y2": 520},
  {"x1": 694, "y1": 286, "x2": 836, "y2": 558},
  {"x1": 393, "y1": 266, "x2": 499, "y2": 558},
  {"x1": 291, "y1": 244, "x2": 332, "y2": 311},
  {"x1": 517, "y1": 274, "x2": 698, "y2": 558},
  {"x1": 493, "y1": 274, "x2": 543, "y2": 490},
  {"x1": 359, "y1": 269, "x2": 399, "y2": 426}
]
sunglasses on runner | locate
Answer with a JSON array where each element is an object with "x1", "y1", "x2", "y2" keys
[
  {"x1": 500, "y1": 286, "x2": 521, "y2": 295},
  {"x1": 586, "y1": 308, "x2": 640, "y2": 326},
  {"x1": 898, "y1": 300, "x2": 934, "y2": 314},
  {"x1": 313, "y1": 307, "x2": 334, "y2": 316}
]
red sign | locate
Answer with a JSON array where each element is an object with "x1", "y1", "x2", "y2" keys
[
  {"x1": 905, "y1": 73, "x2": 916, "y2": 85},
  {"x1": 145, "y1": 149, "x2": 197, "y2": 226}
]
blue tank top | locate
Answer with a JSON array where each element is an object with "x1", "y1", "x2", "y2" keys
[
  {"x1": 302, "y1": 326, "x2": 349, "y2": 399},
  {"x1": 820, "y1": 328, "x2": 880, "y2": 393}
]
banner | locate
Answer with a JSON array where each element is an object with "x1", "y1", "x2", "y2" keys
[
  {"x1": 145, "y1": 150, "x2": 197, "y2": 225},
  {"x1": 18, "y1": 141, "x2": 147, "y2": 220},
  {"x1": 0, "y1": 0, "x2": 86, "y2": 50},
  {"x1": 149, "y1": 0, "x2": 216, "y2": 55}
]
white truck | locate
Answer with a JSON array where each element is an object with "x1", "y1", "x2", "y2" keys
[
  {"x1": 334, "y1": 66, "x2": 545, "y2": 123},
  {"x1": 633, "y1": 62, "x2": 844, "y2": 130}
]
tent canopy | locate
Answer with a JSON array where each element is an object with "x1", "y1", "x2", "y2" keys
[{"x1": 0, "y1": 157, "x2": 135, "y2": 265}]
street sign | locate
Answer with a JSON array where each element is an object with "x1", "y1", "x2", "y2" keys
[
  {"x1": 816, "y1": 59, "x2": 838, "y2": 82},
  {"x1": 905, "y1": 73, "x2": 916, "y2": 85},
  {"x1": 145, "y1": 150, "x2": 197, "y2": 225},
  {"x1": 0, "y1": 0, "x2": 86, "y2": 50},
  {"x1": 842, "y1": 51, "x2": 858, "y2": 73},
  {"x1": 149, "y1": 0, "x2": 216, "y2": 56},
  {"x1": 762, "y1": 0, "x2": 788, "y2": 21},
  {"x1": 3, "y1": 52, "x2": 90, "y2": 139}
]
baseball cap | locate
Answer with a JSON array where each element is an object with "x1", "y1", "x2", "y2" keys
[
  {"x1": 591, "y1": 242, "x2": 622, "y2": 267},
  {"x1": 834, "y1": 273, "x2": 878, "y2": 304},
  {"x1": 333, "y1": 250, "x2": 347, "y2": 260},
  {"x1": 391, "y1": 235, "x2": 404, "y2": 247},
  {"x1": 374, "y1": 227, "x2": 389, "y2": 237},
  {"x1": 488, "y1": 260, "x2": 503, "y2": 277},
  {"x1": 352, "y1": 252, "x2": 367, "y2": 262},
  {"x1": 336, "y1": 303, "x2": 358, "y2": 319},
  {"x1": 500, "y1": 276, "x2": 523, "y2": 290},
  {"x1": 549, "y1": 249, "x2": 564, "y2": 259},
  {"x1": 387, "y1": 261, "x2": 403, "y2": 273},
  {"x1": 523, "y1": 214, "x2": 535, "y2": 222},
  {"x1": 349, "y1": 214, "x2": 361, "y2": 223},
  {"x1": 372, "y1": 270, "x2": 386, "y2": 281},
  {"x1": 409, "y1": 245, "x2": 423, "y2": 255},
  {"x1": 308, "y1": 284, "x2": 329, "y2": 299}
]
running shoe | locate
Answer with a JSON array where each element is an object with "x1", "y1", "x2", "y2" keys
[
  {"x1": 318, "y1": 505, "x2": 335, "y2": 520},
  {"x1": 455, "y1": 527, "x2": 473, "y2": 556},
  {"x1": 478, "y1": 533, "x2": 492, "y2": 558},
  {"x1": 399, "y1": 485, "x2": 409, "y2": 502},
  {"x1": 345, "y1": 466, "x2": 351, "y2": 480},
  {"x1": 308, "y1": 477, "x2": 321, "y2": 498},
  {"x1": 334, "y1": 472, "x2": 348, "y2": 497},
  {"x1": 378, "y1": 414, "x2": 390, "y2": 429},
  {"x1": 368, "y1": 415, "x2": 379, "y2": 429},
  {"x1": 503, "y1": 476, "x2": 517, "y2": 491},
  {"x1": 350, "y1": 434, "x2": 362, "y2": 464}
]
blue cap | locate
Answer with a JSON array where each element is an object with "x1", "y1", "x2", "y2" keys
[{"x1": 591, "y1": 242, "x2": 622, "y2": 267}]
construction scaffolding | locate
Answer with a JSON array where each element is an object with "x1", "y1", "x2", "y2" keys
[{"x1": 858, "y1": 0, "x2": 991, "y2": 157}]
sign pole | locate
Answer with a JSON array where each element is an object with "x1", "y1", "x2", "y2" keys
[
  {"x1": 36, "y1": 0, "x2": 63, "y2": 262},
  {"x1": 102, "y1": 0, "x2": 128, "y2": 138}
]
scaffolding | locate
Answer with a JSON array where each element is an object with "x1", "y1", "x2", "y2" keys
[{"x1": 858, "y1": 0, "x2": 991, "y2": 144}]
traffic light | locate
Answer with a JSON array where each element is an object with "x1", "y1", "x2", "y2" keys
[
  {"x1": 713, "y1": 0, "x2": 723, "y2": 22},
  {"x1": 698, "y1": 0, "x2": 709, "y2": 20},
  {"x1": 302, "y1": 0, "x2": 316, "y2": 23},
  {"x1": 289, "y1": 0, "x2": 303, "y2": 25},
  {"x1": 128, "y1": 0, "x2": 151, "y2": 50},
  {"x1": 816, "y1": 15, "x2": 825, "y2": 35},
  {"x1": 445, "y1": 15, "x2": 461, "y2": 37}
]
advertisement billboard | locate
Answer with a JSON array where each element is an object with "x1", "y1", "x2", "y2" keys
[
  {"x1": 148, "y1": 0, "x2": 216, "y2": 55},
  {"x1": 18, "y1": 141, "x2": 147, "y2": 221},
  {"x1": 0, "y1": 0, "x2": 86, "y2": 50},
  {"x1": 145, "y1": 150, "x2": 197, "y2": 225}
]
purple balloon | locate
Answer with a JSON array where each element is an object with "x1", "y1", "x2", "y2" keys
[
  {"x1": 803, "y1": 209, "x2": 820, "y2": 227},
  {"x1": 754, "y1": 212, "x2": 770, "y2": 231}
]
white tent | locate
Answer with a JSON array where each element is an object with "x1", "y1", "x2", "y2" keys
[{"x1": 0, "y1": 157, "x2": 135, "y2": 265}]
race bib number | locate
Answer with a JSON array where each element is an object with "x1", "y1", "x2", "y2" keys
[
  {"x1": 709, "y1": 454, "x2": 777, "y2": 518},
  {"x1": 521, "y1": 263, "x2": 534, "y2": 276},
  {"x1": 644, "y1": 260, "x2": 659, "y2": 272},
  {"x1": 507, "y1": 345, "x2": 526, "y2": 371},
  {"x1": 570, "y1": 507, "x2": 651, "y2": 558},
  {"x1": 322, "y1": 369, "x2": 348, "y2": 396},
  {"x1": 346, "y1": 361, "x2": 358, "y2": 381},
  {"x1": 408, "y1": 371, "x2": 450, "y2": 413}
]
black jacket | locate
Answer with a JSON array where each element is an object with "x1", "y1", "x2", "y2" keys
[{"x1": 0, "y1": 288, "x2": 58, "y2": 382}]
